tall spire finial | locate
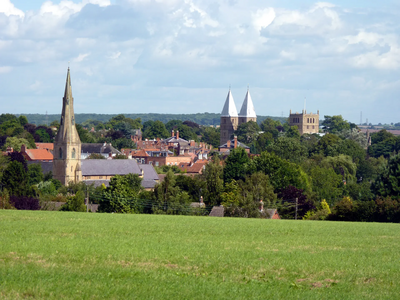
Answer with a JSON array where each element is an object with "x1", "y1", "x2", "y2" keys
[
  {"x1": 68, "y1": 61, "x2": 70, "y2": 69},
  {"x1": 229, "y1": 84, "x2": 231, "y2": 91}
]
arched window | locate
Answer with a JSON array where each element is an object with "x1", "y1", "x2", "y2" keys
[
  {"x1": 59, "y1": 148, "x2": 63, "y2": 159},
  {"x1": 72, "y1": 148, "x2": 76, "y2": 159}
]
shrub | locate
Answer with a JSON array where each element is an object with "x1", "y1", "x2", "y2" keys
[
  {"x1": 0, "y1": 189, "x2": 15, "y2": 209},
  {"x1": 9, "y1": 195, "x2": 40, "y2": 210},
  {"x1": 329, "y1": 196, "x2": 356, "y2": 221},
  {"x1": 60, "y1": 191, "x2": 86, "y2": 212}
]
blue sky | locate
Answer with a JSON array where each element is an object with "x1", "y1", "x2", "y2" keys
[{"x1": 0, "y1": 0, "x2": 399, "y2": 124}]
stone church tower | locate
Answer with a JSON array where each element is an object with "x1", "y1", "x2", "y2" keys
[
  {"x1": 220, "y1": 89, "x2": 257, "y2": 146},
  {"x1": 53, "y1": 68, "x2": 82, "y2": 185},
  {"x1": 238, "y1": 89, "x2": 257, "y2": 126},
  {"x1": 220, "y1": 90, "x2": 239, "y2": 146}
]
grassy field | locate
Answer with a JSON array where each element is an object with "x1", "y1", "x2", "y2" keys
[{"x1": 0, "y1": 211, "x2": 399, "y2": 299}]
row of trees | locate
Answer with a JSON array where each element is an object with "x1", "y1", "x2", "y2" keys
[
  {"x1": 20, "y1": 113, "x2": 287, "y2": 127},
  {"x1": 1, "y1": 112, "x2": 400, "y2": 222}
]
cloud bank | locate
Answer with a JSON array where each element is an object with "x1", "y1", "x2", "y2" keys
[{"x1": 0, "y1": 0, "x2": 399, "y2": 123}]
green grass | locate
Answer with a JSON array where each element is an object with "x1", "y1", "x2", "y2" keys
[{"x1": 0, "y1": 211, "x2": 399, "y2": 299}]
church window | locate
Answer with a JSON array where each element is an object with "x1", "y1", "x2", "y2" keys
[
  {"x1": 72, "y1": 148, "x2": 76, "y2": 159},
  {"x1": 59, "y1": 148, "x2": 63, "y2": 159}
]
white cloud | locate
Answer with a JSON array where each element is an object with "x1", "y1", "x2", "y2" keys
[
  {"x1": 252, "y1": 8, "x2": 275, "y2": 32},
  {"x1": 352, "y1": 47, "x2": 400, "y2": 70},
  {"x1": 73, "y1": 53, "x2": 91, "y2": 62},
  {"x1": 109, "y1": 51, "x2": 121, "y2": 59},
  {"x1": 0, "y1": 1, "x2": 399, "y2": 124},
  {"x1": 0, "y1": 66, "x2": 12, "y2": 73},
  {"x1": 0, "y1": 0, "x2": 24, "y2": 17}
]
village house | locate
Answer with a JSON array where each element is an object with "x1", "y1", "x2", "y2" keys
[{"x1": 218, "y1": 136, "x2": 250, "y2": 154}]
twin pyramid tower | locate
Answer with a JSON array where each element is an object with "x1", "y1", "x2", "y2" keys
[{"x1": 220, "y1": 89, "x2": 257, "y2": 145}]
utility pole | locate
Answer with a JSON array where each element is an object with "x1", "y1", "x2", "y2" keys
[
  {"x1": 86, "y1": 186, "x2": 89, "y2": 213},
  {"x1": 295, "y1": 198, "x2": 298, "y2": 220}
]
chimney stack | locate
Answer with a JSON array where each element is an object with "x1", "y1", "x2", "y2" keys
[
  {"x1": 176, "y1": 130, "x2": 179, "y2": 140},
  {"x1": 234, "y1": 136, "x2": 238, "y2": 148},
  {"x1": 21, "y1": 144, "x2": 26, "y2": 153},
  {"x1": 171, "y1": 129, "x2": 174, "y2": 137},
  {"x1": 227, "y1": 140, "x2": 231, "y2": 148}
]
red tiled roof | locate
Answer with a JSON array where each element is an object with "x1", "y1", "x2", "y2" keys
[
  {"x1": 178, "y1": 160, "x2": 208, "y2": 174},
  {"x1": 143, "y1": 148, "x2": 161, "y2": 152},
  {"x1": 35, "y1": 143, "x2": 54, "y2": 151},
  {"x1": 24, "y1": 149, "x2": 53, "y2": 161},
  {"x1": 131, "y1": 150, "x2": 150, "y2": 157}
]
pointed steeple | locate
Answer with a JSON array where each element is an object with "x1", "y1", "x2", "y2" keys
[
  {"x1": 221, "y1": 90, "x2": 238, "y2": 117},
  {"x1": 53, "y1": 67, "x2": 82, "y2": 186},
  {"x1": 55, "y1": 67, "x2": 81, "y2": 144},
  {"x1": 64, "y1": 67, "x2": 72, "y2": 104},
  {"x1": 239, "y1": 89, "x2": 256, "y2": 118}
]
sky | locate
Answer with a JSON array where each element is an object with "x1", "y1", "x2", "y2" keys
[{"x1": 0, "y1": 0, "x2": 399, "y2": 124}]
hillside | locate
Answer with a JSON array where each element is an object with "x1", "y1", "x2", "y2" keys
[
  {"x1": 16, "y1": 113, "x2": 288, "y2": 126},
  {"x1": 1, "y1": 210, "x2": 399, "y2": 299}
]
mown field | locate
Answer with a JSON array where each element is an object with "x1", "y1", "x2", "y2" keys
[{"x1": 0, "y1": 211, "x2": 399, "y2": 299}]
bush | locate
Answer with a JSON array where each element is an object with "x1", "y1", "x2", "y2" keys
[
  {"x1": 60, "y1": 191, "x2": 86, "y2": 212},
  {"x1": 0, "y1": 189, "x2": 15, "y2": 209},
  {"x1": 329, "y1": 196, "x2": 355, "y2": 221},
  {"x1": 9, "y1": 195, "x2": 40, "y2": 210}
]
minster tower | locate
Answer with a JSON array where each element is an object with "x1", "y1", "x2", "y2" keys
[
  {"x1": 220, "y1": 90, "x2": 238, "y2": 146},
  {"x1": 53, "y1": 68, "x2": 82, "y2": 185}
]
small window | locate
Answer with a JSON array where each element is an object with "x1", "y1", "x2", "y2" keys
[
  {"x1": 155, "y1": 162, "x2": 159, "y2": 166},
  {"x1": 72, "y1": 148, "x2": 76, "y2": 159},
  {"x1": 59, "y1": 148, "x2": 63, "y2": 159}
]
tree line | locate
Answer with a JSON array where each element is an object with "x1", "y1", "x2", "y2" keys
[
  {"x1": 18, "y1": 113, "x2": 287, "y2": 127},
  {"x1": 1, "y1": 113, "x2": 400, "y2": 222}
]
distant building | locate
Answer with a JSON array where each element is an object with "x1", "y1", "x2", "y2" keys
[
  {"x1": 288, "y1": 109, "x2": 320, "y2": 135},
  {"x1": 218, "y1": 136, "x2": 250, "y2": 154},
  {"x1": 220, "y1": 89, "x2": 257, "y2": 146},
  {"x1": 21, "y1": 144, "x2": 53, "y2": 162},
  {"x1": 80, "y1": 143, "x2": 121, "y2": 159}
]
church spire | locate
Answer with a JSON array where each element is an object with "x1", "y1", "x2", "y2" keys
[
  {"x1": 221, "y1": 89, "x2": 238, "y2": 117},
  {"x1": 53, "y1": 67, "x2": 82, "y2": 185},
  {"x1": 239, "y1": 89, "x2": 256, "y2": 118},
  {"x1": 56, "y1": 67, "x2": 81, "y2": 144},
  {"x1": 64, "y1": 67, "x2": 72, "y2": 103}
]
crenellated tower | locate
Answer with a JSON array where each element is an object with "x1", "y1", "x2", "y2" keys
[{"x1": 53, "y1": 68, "x2": 82, "y2": 185}]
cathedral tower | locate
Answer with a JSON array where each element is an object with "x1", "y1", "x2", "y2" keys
[
  {"x1": 220, "y1": 90, "x2": 239, "y2": 146},
  {"x1": 53, "y1": 68, "x2": 82, "y2": 185},
  {"x1": 238, "y1": 89, "x2": 257, "y2": 126}
]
